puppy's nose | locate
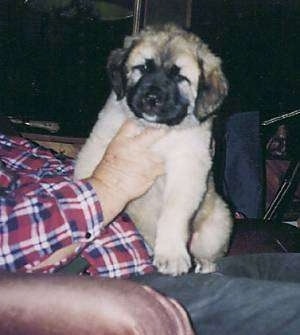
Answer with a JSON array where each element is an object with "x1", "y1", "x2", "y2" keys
[{"x1": 143, "y1": 93, "x2": 161, "y2": 107}]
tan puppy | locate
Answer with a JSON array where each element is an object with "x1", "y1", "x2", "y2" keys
[{"x1": 75, "y1": 24, "x2": 233, "y2": 276}]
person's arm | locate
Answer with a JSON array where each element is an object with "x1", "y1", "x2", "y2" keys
[
  {"x1": 34, "y1": 121, "x2": 166, "y2": 270},
  {"x1": 0, "y1": 121, "x2": 165, "y2": 272}
]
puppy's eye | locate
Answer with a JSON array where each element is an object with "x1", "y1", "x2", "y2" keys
[
  {"x1": 133, "y1": 64, "x2": 148, "y2": 74},
  {"x1": 169, "y1": 65, "x2": 191, "y2": 85},
  {"x1": 133, "y1": 58, "x2": 155, "y2": 74}
]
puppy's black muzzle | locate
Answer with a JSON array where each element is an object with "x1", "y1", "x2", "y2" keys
[
  {"x1": 127, "y1": 71, "x2": 189, "y2": 126},
  {"x1": 142, "y1": 86, "x2": 164, "y2": 114}
]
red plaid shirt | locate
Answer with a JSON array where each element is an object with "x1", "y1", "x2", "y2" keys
[{"x1": 0, "y1": 134, "x2": 154, "y2": 278}]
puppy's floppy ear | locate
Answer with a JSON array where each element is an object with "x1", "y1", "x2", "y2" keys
[
  {"x1": 107, "y1": 48, "x2": 130, "y2": 100},
  {"x1": 195, "y1": 55, "x2": 228, "y2": 122},
  {"x1": 107, "y1": 35, "x2": 139, "y2": 100}
]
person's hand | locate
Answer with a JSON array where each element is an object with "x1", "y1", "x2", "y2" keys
[{"x1": 87, "y1": 120, "x2": 166, "y2": 224}]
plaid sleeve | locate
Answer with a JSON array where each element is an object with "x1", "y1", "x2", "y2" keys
[
  {"x1": 0, "y1": 177, "x2": 104, "y2": 272},
  {"x1": 0, "y1": 134, "x2": 154, "y2": 278},
  {"x1": 0, "y1": 134, "x2": 104, "y2": 271},
  {"x1": 83, "y1": 214, "x2": 155, "y2": 278}
]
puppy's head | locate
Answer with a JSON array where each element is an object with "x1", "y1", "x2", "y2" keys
[{"x1": 107, "y1": 24, "x2": 228, "y2": 126}]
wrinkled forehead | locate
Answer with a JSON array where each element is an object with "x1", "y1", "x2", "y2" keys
[{"x1": 127, "y1": 37, "x2": 200, "y2": 82}]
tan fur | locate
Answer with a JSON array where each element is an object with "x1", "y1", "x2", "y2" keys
[{"x1": 74, "y1": 25, "x2": 233, "y2": 276}]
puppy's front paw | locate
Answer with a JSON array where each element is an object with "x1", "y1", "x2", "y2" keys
[
  {"x1": 154, "y1": 245, "x2": 191, "y2": 276},
  {"x1": 194, "y1": 259, "x2": 217, "y2": 274}
]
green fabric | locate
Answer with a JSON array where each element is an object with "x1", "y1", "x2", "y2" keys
[{"x1": 57, "y1": 256, "x2": 90, "y2": 275}]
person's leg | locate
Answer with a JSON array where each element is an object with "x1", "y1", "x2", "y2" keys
[
  {"x1": 133, "y1": 253, "x2": 300, "y2": 335},
  {"x1": 218, "y1": 253, "x2": 300, "y2": 282},
  {"x1": 222, "y1": 111, "x2": 264, "y2": 219}
]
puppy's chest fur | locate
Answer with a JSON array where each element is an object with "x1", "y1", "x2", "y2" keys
[{"x1": 127, "y1": 126, "x2": 213, "y2": 246}]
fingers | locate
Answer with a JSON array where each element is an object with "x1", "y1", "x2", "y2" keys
[
  {"x1": 149, "y1": 155, "x2": 165, "y2": 175},
  {"x1": 117, "y1": 120, "x2": 166, "y2": 145},
  {"x1": 138, "y1": 155, "x2": 165, "y2": 179},
  {"x1": 134, "y1": 127, "x2": 166, "y2": 147},
  {"x1": 116, "y1": 120, "x2": 143, "y2": 138},
  {"x1": 152, "y1": 163, "x2": 165, "y2": 178},
  {"x1": 109, "y1": 119, "x2": 166, "y2": 178}
]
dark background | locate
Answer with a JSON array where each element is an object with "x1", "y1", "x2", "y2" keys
[
  {"x1": 191, "y1": 0, "x2": 299, "y2": 119},
  {"x1": 0, "y1": 0, "x2": 299, "y2": 137},
  {"x1": 0, "y1": 0, "x2": 133, "y2": 137}
]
